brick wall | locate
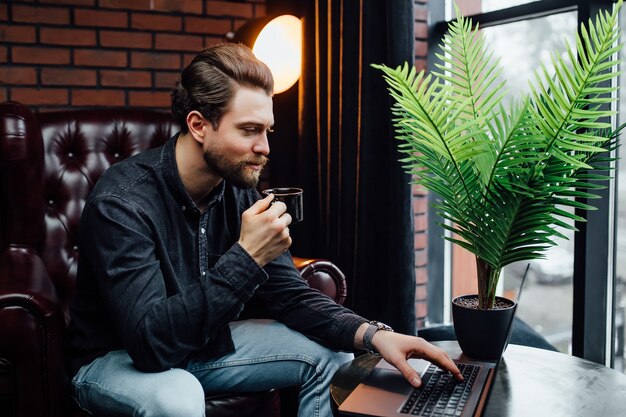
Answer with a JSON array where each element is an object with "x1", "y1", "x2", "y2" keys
[
  {"x1": 414, "y1": 0, "x2": 429, "y2": 329},
  {"x1": 0, "y1": 0, "x2": 266, "y2": 112}
]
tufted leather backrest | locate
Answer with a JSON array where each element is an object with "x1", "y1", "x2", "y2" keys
[{"x1": 0, "y1": 101, "x2": 179, "y2": 321}]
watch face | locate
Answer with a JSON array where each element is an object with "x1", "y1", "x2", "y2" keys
[{"x1": 371, "y1": 321, "x2": 394, "y2": 332}]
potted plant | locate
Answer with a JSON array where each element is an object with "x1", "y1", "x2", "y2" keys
[{"x1": 373, "y1": 1, "x2": 623, "y2": 359}]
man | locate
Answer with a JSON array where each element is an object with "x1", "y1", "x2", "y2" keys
[{"x1": 66, "y1": 43, "x2": 461, "y2": 417}]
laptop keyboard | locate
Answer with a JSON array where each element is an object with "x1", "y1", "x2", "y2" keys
[{"x1": 399, "y1": 362, "x2": 481, "y2": 416}]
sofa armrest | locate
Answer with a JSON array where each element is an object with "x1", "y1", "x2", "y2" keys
[
  {"x1": 292, "y1": 257, "x2": 347, "y2": 305},
  {"x1": 0, "y1": 246, "x2": 68, "y2": 417}
]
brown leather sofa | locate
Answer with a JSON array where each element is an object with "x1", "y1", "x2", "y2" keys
[{"x1": 0, "y1": 101, "x2": 348, "y2": 417}]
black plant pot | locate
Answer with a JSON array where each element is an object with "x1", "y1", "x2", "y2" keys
[{"x1": 452, "y1": 294, "x2": 517, "y2": 361}]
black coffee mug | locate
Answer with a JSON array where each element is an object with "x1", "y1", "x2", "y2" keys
[{"x1": 262, "y1": 187, "x2": 304, "y2": 224}]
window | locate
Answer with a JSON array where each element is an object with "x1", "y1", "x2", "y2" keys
[
  {"x1": 428, "y1": 0, "x2": 623, "y2": 370},
  {"x1": 614, "y1": 3, "x2": 626, "y2": 373}
]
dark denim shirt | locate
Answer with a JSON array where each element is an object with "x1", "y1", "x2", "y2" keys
[{"x1": 66, "y1": 134, "x2": 366, "y2": 375}]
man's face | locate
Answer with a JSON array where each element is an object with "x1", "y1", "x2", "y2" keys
[{"x1": 202, "y1": 86, "x2": 274, "y2": 189}]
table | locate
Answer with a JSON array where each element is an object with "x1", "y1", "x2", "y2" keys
[{"x1": 331, "y1": 341, "x2": 626, "y2": 417}]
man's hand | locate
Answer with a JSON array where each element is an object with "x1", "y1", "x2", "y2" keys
[
  {"x1": 355, "y1": 323, "x2": 463, "y2": 387},
  {"x1": 238, "y1": 194, "x2": 292, "y2": 267}
]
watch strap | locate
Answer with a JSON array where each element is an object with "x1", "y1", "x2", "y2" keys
[{"x1": 362, "y1": 321, "x2": 394, "y2": 353}]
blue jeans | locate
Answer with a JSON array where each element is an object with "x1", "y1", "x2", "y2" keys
[{"x1": 71, "y1": 319, "x2": 353, "y2": 417}]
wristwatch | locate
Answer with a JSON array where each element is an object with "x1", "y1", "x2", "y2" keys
[{"x1": 362, "y1": 320, "x2": 394, "y2": 353}]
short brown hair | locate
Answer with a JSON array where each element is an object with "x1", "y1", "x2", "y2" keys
[{"x1": 171, "y1": 43, "x2": 274, "y2": 133}]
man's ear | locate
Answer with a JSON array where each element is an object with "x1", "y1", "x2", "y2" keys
[{"x1": 186, "y1": 111, "x2": 209, "y2": 144}]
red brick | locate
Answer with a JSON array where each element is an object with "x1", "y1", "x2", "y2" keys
[
  {"x1": 414, "y1": 4, "x2": 428, "y2": 21},
  {"x1": 152, "y1": 0, "x2": 202, "y2": 15},
  {"x1": 74, "y1": 9, "x2": 128, "y2": 28},
  {"x1": 232, "y1": 18, "x2": 247, "y2": 33},
  {"x1": 414, "y1": 22, "x2": 428, "y2": 39},
  {"x1": 206, "y1": 1, "x2": 253, "y2": 18},
  {"x1": 414, "y1": 40, "x2": 427, "y2": 57},
  {"x1": 0, "y1": 4, "x2": 7, "y2": 21},
  {"x1": 414, "y1": 232, "x2": 427, "y2": 250},
  {"x1": 415, "y1": 249, "x2": 427, "y2": 267},
  {"x1": 12, "y1": 87, "x2": 68, "y2": 105},
  {"x1": 185, "y1": 16, "x2": 231, "y2": 35},
  {"x1": 0, "y1": 67, "x2": 36, "y2": 85},
  {"x1": 100, "y1": 0, "x2": 151, "y2": 11},
  {"x1": 412, "y1": 198, "x2": 427, "y2": 215},
  {"x1": 12, "y1": 5, "x2": 70, "y2": 25},
  {"x1": 100, "y1": 70, "x2": 151, "y2": 87},
  {"x1": 415, "y1": 284, "x2": 428, "y2": 301},
  {"x1": 40, "y1": 0, "x2": 95, "y2": 5},
  {"x1": 154, "y1": 71, "x2": 179, "y2": 88},
  {"x1": 74, "y1": 49, "x2": 127, "y2": 67},
  {"x1": 414, "y1": 213, "x2": 427, "y2": 232},
  {"x1": 204, "y1": 36, "x2": 223, "y2": 48},
  {"x1": 252, "y1": 3, "x2": 266, "y2": 17},
  {"x1": 414, "y1": 58, "x2": 427, "y2": 73},
  {"x1": 0, "y1": 24, "x2": 36, "y2": 43},
  {"x1": 131, "y1": 13, "x2": 181, "y2": 31},
  {"x1": 0, "y1": 87, "x2": 6, "y2": 102},
  {"x1": 415, "y1": 266, "x2": 428, "y2": 285},
  {"x1": 129, "y1": 90, "x2": 171, "y2": 107},
  {"x1": 12, "y1": 46, "x2": 71, "y2": 65},
  {"x1": 72, "y1": 88, "x2": 125, "y2": 106},
  {"x1": 415, "y1": 303, "x2": 428, "y2": 322},
  {"x1": 41, "y1": 68, "x2": 97, "y2": 86},
  {"x1": 100, "y1": 30, "x2": 152, "y2": 49},
  {"x1": 131, "y1": 51, "x2": 180, "y2": 70},
  {"x1": 412, "y1": 182, "x2": 427, "y2": 196},
  {"x1": 155, "y1": 33, "x2": 203, "y2": 52},
  {"x1": 183, "y1": 53, "x2": 197, "y2": 66},
  {"x1": 41, "y1": 27, "x2": 96, "y2": 46},
  {"x1": 0, "y1": 46, "x2": 7, "y2": 63}
]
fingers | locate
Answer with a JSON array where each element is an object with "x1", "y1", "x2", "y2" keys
[
  {"x1": 375, "y1": 333, "x2": 463, "y2": 387},
  {"x1": 415, "y1": 342, "x2": 463, "y2": 382},
  {"x1": 394, "y1": 358, "x2": 423, "y2": 388},
  {"x1": 260, "y1": 198, "x2": 293, "y2": 227},
  {"x1": 265, "y1": 200, "x2": 290, "y2": 222},
  {"x1": 247, "y1": 193, "x2": 274, "y2": 215}
]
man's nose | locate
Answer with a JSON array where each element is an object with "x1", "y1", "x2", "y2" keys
[{"x1": 253, "y1": 133, "x2": 270, "y2": 155}]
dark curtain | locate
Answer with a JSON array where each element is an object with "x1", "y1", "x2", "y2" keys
[{"x1": 291, "y1": 0, "x2": 416, "y2": 334}]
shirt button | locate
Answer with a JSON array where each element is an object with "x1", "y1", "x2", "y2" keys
[
  {"x1": 201, "y1": 271, "x2": 206, "y2": 276},
  {"x1": 182, "y1": 205, "x2": 186, "y2": 211},
  {"x1": 200, "y1": 227, "x2": 206, "y2": 234}
]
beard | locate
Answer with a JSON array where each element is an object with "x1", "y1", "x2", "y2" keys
[{"x1": 203, "y1": 149, "x2": 268, "y2": 189}]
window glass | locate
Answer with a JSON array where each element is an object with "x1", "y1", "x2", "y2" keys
[
  {"x1": 614, "y1": 4, "x2": 626, "y2": 374},
  {"x1": 449, "y1": 11, "x2": 578, "y2": 354}
]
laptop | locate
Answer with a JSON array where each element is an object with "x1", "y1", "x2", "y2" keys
[
  {"x1": 338, "y1": 265, "x2": 529, "y2": 417},
  {"x1": 337, "y1": 349, "x2": 498, "y2": 417}
]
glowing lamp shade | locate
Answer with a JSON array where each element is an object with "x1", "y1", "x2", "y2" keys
[{"x1": 252, "y1": 15, "x2": 302, "y2": 94}]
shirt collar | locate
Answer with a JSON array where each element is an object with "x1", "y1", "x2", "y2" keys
[{"x1": 162, "y1": 133, "x2": 225, "y2": 214}]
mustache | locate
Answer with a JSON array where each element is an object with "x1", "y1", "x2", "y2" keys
[{"x1": 245, "y1": 156, "x2": 269, "y2": 166}]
